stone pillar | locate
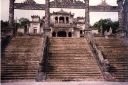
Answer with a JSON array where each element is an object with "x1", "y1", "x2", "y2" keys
[
  {"x1": 59, "y1": 16, "x2": 60, "y2": 23},
  {"x1": 57, "y1": 16, "x2": 59, "y2": 23},
  {"x1": 66, "y1": 32, "x2": 68, "y2": 37},
  {"x1": 117, "y1": 0, "x2": 124, "y2": 30},
  {"x1": 84, "y1": 0, "x2": 90, "y2": 31},
  {"x1": 64, "y1": 17, "x2": 66, "y2": 24},
  {"x1": 44, "y1": 0, "x2": 51, "y2": 36},
  {"x1": 9, "y1": 0, "x2": 15, "y2": 27},
  {"x1": 124, "y1": 0, "x2": 128, "y2": 33},
  {"x1": 56, "y1": 32, "x2": 57, "y2": 37}
]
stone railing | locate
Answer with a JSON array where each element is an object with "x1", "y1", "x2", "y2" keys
[
  {"x1": 1, "y1": 35, "x2": 13, "y2": 54},
  {"x1": 53, "y1": 23, "x2": 76, "y2": 28},
  {"x1": 36, "y1": 36, "x2": 50, "y2": 81},
  {"x1": 85, "y1": 32, "x2": 113, "y2": 81}
]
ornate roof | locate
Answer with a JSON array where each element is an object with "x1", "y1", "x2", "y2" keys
[
  {"x1": 23, "y1": 0, "x2": 36, "y2": 4},
  {"x1": 57, "y1": 9, "x2": 69, "y2": 14},
  {"x1": 98, "y1": 0, "x2": 110, "y2": 6},
  {"x1": 31, "y1": 15, "x2": 40, "y2": 18},
  {"x1": 52, "y1": 9, "x2": 74, "y2": 16}
]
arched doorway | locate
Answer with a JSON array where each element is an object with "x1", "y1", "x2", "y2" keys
[
  {"x1": 59, "y1": 17, "x2": 64, "y2": 23},
  {"x1": 68, "y1": 32, "x2": 72, "y2": 37},
  {"x1": 52, "y1": 32, "x2": 56, "y2": 37},
  {"x1": 57, "y1": 31, "x2": 66, "y2": 37},
  {"x1": 55, "y1": 17, "x2": 58, "y2": 23}
]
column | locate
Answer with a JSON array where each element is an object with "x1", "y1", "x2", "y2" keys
[
  {"x1": 66, "y1": 32, "x2": 68, "y2": 37},
  {"x1": 57, "y1": 16, "x2": 59, "y2": 23},
  {"x1": 56, "y1": 32, "x2": 57, "y2": 37},
  {"x1": 59, "y1": 16, "x2": 60, "y2": 23},
  {"x1": 117, "y1": 0, "x2": 124, "y2": 30},
  {"x1": 44, "y1": 0, "x2": 51, "y2": 36},
  {"x1": 124, "y1": 0, "x2": 128, "y2": 32},
  {"x1": 84, "y1": 0, "x2": 90, "y2": 31},
  {"x1": 9, "y1": 0, "x2": 15, "y2": 27},
  {"x1": 64, "y1": 17, "x2": 66, "y2": 24}
]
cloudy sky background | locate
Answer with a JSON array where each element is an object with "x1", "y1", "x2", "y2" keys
[{"x1": 1, "y1": 0, "x2": 118, "y2": 25}]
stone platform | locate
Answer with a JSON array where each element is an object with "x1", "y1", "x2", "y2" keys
[{"x1": 2, "y1": 81, "x2": 128, "y2": 85}]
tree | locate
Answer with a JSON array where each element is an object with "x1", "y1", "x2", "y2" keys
[
  {"x1": 93, "y1": 19, "x2": 119, "y2": 35},
  {"x1": 111, "y1": 21, "x2": 119, "y2": 33},
  {"x1": 19, "y1": 18, "x2": 29, "y2": 28},
  {"x1": 1, "y1": 20, "x2": 9, "y2": 28}
]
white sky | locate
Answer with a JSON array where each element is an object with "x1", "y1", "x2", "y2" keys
[{"x1": 1, "y1": 0, "x2": 118, "y2": 25}]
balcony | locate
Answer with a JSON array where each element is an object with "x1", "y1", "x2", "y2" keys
[{"x1": 52, "y1": 23, "x2": 76, "y2": 28}]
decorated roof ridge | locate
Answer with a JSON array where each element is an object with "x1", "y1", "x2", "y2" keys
[
  {"x1": 57, "y1": 9, "x2": 70, "y2": 14},
  {"x1": 77, "y1": 17, "x2": 85, "y2": 19},
  {"x1": 23, "y1": 0, "x2": 36, "y2": 4},
  {"x1": 31, "y1": 15, "x2": 40, "y2": 18},
  {"x1": 52, "y1": 9, "x2": 74, "y2": 15},
  {"x1": 98, "y1": 0, "x2": 110, "y2": 6}
]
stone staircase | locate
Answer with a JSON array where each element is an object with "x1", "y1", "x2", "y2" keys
[
  {"x1": 46, "y1": 37, "x2": 103, "y2": 81},
  {"x1": 94, "y1": 37, "x2": 128, "y2": 81},
  {"x1": 1, "y1": 36, "x2": 43, "y2": 81}
]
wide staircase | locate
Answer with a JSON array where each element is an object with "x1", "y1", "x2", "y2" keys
[
  {"x1": 94, "y1": 37, "x2": 128, "y2": 81},
  {"x1": 1, "y1": 36, "x2": 43, "y2": 81},
  {"x1": 46, "y1": 37, "x2": 104, "y2": 81}
]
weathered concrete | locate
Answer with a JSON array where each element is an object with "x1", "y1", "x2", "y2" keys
[
  {"x1": 123, "y1": 0, "x2": 128, "y2": 33},
  {"x1": 84, "y1": 0, "x2": 90, "y2": 31},
  {"x1": 117, "y1": 0, "x2": 124, "y2": 30},
  {"x1": 9, "y1": 0, "x2": 15, "y2": 27}
]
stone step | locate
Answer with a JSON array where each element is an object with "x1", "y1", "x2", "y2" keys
[
  {"x1": 49, "y1": 53, "x2": 91, "y2": 56},
  {"x1": 49, "y1": 50, "x2": 91, "y2": 53},
  {"x1": 2, "y1": 61, "x2": 40, "y2": 64},
  {"x1": 94, "y1": 37, "x2": 128, "y2": 81},
  {"x1": 2, "y1": 36, "x2": 43, "y2": 81},
  {"x1": 47, "y1": 73, "x2": 102, "y2": 76},
  {"x1": 1, "y1": 76, "x2": 36, "y2": 80},
  {"x1": 46, "y1": 69, "x2": 101, "y2": 72},
  {"x1": 48, "y1": 55, "x2": 92, "y2": 58},
  {"x1": 48, "y1": 59, "x2": 96, "y2": 62},
  {"x1": 46, "y1": 37, "x2": 103, "y2": 81},
  {"x1": 47, "y1": 76, "x2": 103, "y2": 80}
]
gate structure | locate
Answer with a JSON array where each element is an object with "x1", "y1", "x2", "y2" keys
[{"x1": 9, "y1": 0, "x2": 124, "y2": 36}]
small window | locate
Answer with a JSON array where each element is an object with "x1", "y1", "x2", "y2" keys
[{"x1": 80, "y1": 30, "x2": 83, "y2": 34}]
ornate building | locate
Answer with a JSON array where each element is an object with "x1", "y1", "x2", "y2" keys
[
  {"x1": 8, "y1": 0, "x2": 127, "y2": 37},
  {"x1": 50, "y1": 9, "x2": 85, "y2": 37},
  {"x1": 29, "y1": 15, "x2": 44, "y2": 35},
  {"x1": 28, "y1": 9, "x2": 85, "y2": 37}
]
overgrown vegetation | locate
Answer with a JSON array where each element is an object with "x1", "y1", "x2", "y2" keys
[
  {"x1": 93, "y1": 19, "x2": 119, "y2": 34},
  {"x1": 19, "y1": 18, "x2": 30, "y2": 28},
  {"x1": 1, "y1": 18, "x2": 30, "y2": 29}
]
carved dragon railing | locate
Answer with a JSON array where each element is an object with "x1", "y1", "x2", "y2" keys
[
  {"x1": 36, "y1": 36, "x2": 49, "y2": 81},
  {"x1": 85, "y1": 32, "x2": 114, "y2": 81}
]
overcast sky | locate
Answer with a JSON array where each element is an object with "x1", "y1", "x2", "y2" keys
[{"x1": 1, "y1": 0, "x2": 118, "y2": 25}]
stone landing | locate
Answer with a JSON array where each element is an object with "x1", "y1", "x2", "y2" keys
[{"x1": 2, "y1": 81, "x2": 128, "y2": 85}]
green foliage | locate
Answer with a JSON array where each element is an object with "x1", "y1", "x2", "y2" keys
[
  {"x1": 19, "y1": 18, "x2": 29, "y2": 28},
  {"x1": 93, "y1": 19, "x2": 119, "y2": 34},
  {"x1": 111, "y1": 21, "x2": 119, "y2": 33},
  {"x1": 1, "y1": 20, "x2": 9, "y2": 28}
]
